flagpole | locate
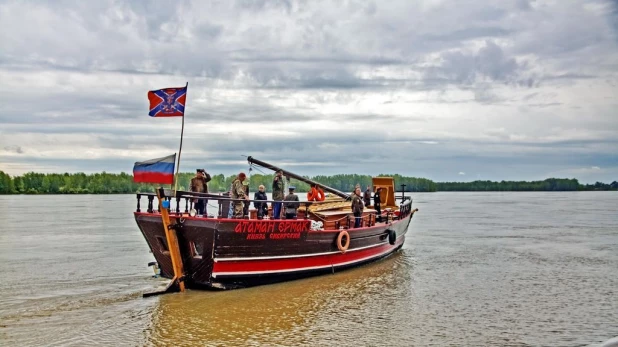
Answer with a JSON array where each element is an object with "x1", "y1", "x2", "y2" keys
[{"x1": 173, "y1": 82, "x2": 188, "y2": 194}]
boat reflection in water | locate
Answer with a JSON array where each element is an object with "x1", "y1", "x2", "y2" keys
[{"x1": 144, "y1": 250, "x2": 413, "y2": 346}]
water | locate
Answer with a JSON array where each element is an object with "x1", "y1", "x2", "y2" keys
[{"x1": 0, "y1": 192, "x2": 617, "y2": 346}]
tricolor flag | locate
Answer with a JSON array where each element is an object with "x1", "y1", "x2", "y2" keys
[
  {"x1": 133, "y1": 154, "x2": 176, "y2": 184},
  {"x1": 147, "y1": 85, "x2": 187, "y2": 117}
]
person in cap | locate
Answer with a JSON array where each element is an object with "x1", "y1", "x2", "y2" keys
[
  {"x1": 191, "y1": 168, "x2": 211, "y2": 216},
  {"x1": 231, "y1": 172, "x2": 249, "y2": 218},
  {"x1": 272, "y1": 169, "x2": 285, "y2": 219},
  {"x1": 283, "y1": 186, "x2": 300, "y2": 219},
  {"x1": 253, "y1": 184, "x2": 268, "y2": 219}
]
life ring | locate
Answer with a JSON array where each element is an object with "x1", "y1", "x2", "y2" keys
[
  {"x1": 307, "y1": 187, "x2": 318, "y2": 201},
  {"x1": 388, "y1": 229, "x2": 396, "y2": 245},
  {"x1": 307, "y1": 187, "x2": 325, "y2": 201},
  {"x1": 336, "y1": 230, "x2": 350, "y2": 253},
  {"x1": 315, "y1": 188, "x2": 325, "y2": 201}
]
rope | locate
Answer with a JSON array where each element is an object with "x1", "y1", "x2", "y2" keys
[{"x1": 250, "y1": 165, "x2": 269, "y2": 175}]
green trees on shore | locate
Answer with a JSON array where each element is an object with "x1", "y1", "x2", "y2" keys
[
  {"x1": 436, "y1": 179, "x2": 618, "y2": 191},
  {"x1": 0, "y1": 170, "x2": 616, "y2": 194},
  {"x1": 0, "y1": 171, "x2": 438, "y2": 194},
  {"x1": 437, "y1": 178, "x2": 580, "y2": 191}
]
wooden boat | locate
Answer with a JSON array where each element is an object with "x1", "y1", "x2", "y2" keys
[{"x1": 134, "y1": 157, "x2": 418, "y2": 294}]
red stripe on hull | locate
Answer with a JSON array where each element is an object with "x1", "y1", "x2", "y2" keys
[{"x1": 212, "y1": 235, "x2": 405, "y2": 277}]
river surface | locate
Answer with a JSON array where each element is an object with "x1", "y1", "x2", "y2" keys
[{"x1": 0, "y1": 192, "x2": 617, "y2": 346}]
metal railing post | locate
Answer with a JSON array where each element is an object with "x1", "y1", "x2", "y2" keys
[
  {"x1": 147, "y1": 195, "x2": 154, "y2": 213},
  {"x1": 136, "y1": 194, "x2": 141, "y2": 212}
]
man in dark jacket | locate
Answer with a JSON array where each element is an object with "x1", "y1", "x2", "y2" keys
[
  {"x1": 283, "y1": 186, "x2": 300, "y2": 219},
  {"x1": 191, "y1": 168, "x2": 211, "y2": 216},
  {"x1": 363, "y1": 185, "x2": 371, "y2": 207},
  {"x1": 374, "y1": 187, "x2": 382, "y2": 222},
  {"x1": 254, "y1": 184, "x2": 268, "y2": 219},
  {"x1": 351, "y1": 186, "x2": 364, "y2": 228}
]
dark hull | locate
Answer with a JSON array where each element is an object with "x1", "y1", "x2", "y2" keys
[{"x1": 134, "y1": 213, "x2": 414, "y2": 290}]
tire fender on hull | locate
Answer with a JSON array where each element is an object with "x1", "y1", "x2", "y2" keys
[{"x1": 388, "y1": 229, "x2": 396, "y2": 245}]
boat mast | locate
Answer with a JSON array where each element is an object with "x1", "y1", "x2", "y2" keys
[{"x1": 247, "y1": 156, "x2": 350, "y2": 200}]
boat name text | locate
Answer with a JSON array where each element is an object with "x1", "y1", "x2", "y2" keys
[{"x1": 234, "y1": 220, "x2": 310, "y2": 240}]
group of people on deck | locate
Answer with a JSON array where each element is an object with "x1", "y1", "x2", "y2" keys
[
  {"x1": 191, "y1": 169, "x2": 300, "y2": 219},
  {"x1": 190, "y1": 168, "x2": 382, "y2": 225},
  {"x1": 350, "y1": 185, "x2": 383, "y2": 228},
  {"x1": 245, "y1": 169, "x2": 300, "y2": 220},
  {"x1": 228, "y1": 169, "x2": 300, "y2": 219}
]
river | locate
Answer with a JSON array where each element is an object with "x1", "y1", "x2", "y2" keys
[{"x1": 0, "y1": 192, "x2": 617, "y2": 346}]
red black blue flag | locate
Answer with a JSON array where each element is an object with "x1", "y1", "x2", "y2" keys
[{"x1": 147, "y1": 85, "x2": 187, "y2": 117}]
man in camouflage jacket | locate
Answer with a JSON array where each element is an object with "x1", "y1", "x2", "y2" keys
[
  {"x1": 272, "y1": 169, "x2": 285, "y2": 219},
  {"x1": 231, "y1": 172, "x2": 248, "y2": 218},
  {"x1": 191, "y1": 169, "x2": 211, "y2": 216}
]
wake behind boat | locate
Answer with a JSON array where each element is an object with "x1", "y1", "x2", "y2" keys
[{"x1": 134, "y1": 156, "x2": 418, "y2": 294}]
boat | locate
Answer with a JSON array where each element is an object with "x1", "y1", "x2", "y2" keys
[{"x1": 133, "y1": 156, "x2": 418, "y2": 294}]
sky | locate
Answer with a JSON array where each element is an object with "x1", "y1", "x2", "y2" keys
[{"x1": 0, "y1": 0, "x2": 617, "y2": 183}]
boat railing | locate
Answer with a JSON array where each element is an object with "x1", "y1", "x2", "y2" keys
[
  {"x1": 135, "y1": 189, "x2": 416, "y2": 223},
  {"x1": 135, "y1": 190, "x2": 338, "y2": 219},
  {"x1": 397, "y1": 197, "x2": 416, "y2": 219}
]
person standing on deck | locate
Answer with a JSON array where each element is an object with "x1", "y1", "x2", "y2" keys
[
  {"x1": 253, "y1": 185, "x2": 268, "y2": 219},
  {"x1": 363, "y1": 185, "x2": 371, "y2": 207},
  {"x1": 374, "y1": 187, "x2": 382, "y2": 222},
  {"x1": 190, "y1": 168, "x2": 211, "y2": 216},
  {"x1": 227, "y1": 181, "x2": 234, "y2": 218},
  {"x1": 272, "y1": 169, "x2": 285, "y2": 219},
  {"x1": 231, "y1": 172, "x2": 249, "y2": 218},
  {"x1": 284, "y1": 186, "x2": 300, "y2": 219},
  {"x1": 351, "y1": 186, "x2": 364, "y2": 228},
  {"x1": 242, "y1": 180, "x2": 250, "y2": 217}
]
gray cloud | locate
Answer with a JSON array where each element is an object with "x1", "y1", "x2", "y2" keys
[
  {"x1": 4, "y1": 145, "x2": 23, "y2": 154},
  {"x1": 0, "y1": 0, "x2": 617, "y2": 184},
  {"x1": 424, "y1": 40, "x2": 528, "y2": 86},
  {"x1": 423, "y1": 27, "x2": 513, "y2": 43}
]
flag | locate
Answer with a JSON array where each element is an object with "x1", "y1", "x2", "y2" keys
[
  {"x1": 147, "y1": 85, "x2": 187, "y2": 117},
  {"x1": 133, "y1": 154, "x2": 176, "y2": 184}
]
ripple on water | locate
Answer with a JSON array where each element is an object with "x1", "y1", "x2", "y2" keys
[{"x1": 1, "y1": 193, "x2": 617, "y2": 346}]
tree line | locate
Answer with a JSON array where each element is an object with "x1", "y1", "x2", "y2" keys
[
  {"x1": 0, "y1": 170, "x2": 616, "y2": 194},
  {"x1": 435, "y1": 178, "x2": 618, "y2": 191}
]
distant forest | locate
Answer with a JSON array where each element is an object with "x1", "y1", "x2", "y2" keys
[{"x1": 0, "y1": 171, "x2": 616, "y2": 194}]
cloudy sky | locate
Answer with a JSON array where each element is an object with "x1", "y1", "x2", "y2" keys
[{"x1": 0, "y1": 0, "x2": 617, "y2": 183}]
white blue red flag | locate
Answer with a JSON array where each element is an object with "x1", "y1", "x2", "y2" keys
[
  {"x1": 133, "y1": 154, "x2": 176, "y2": 184},
  {"x1": 147, "y1": 85, "x2": 187, "y2": 117}
]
